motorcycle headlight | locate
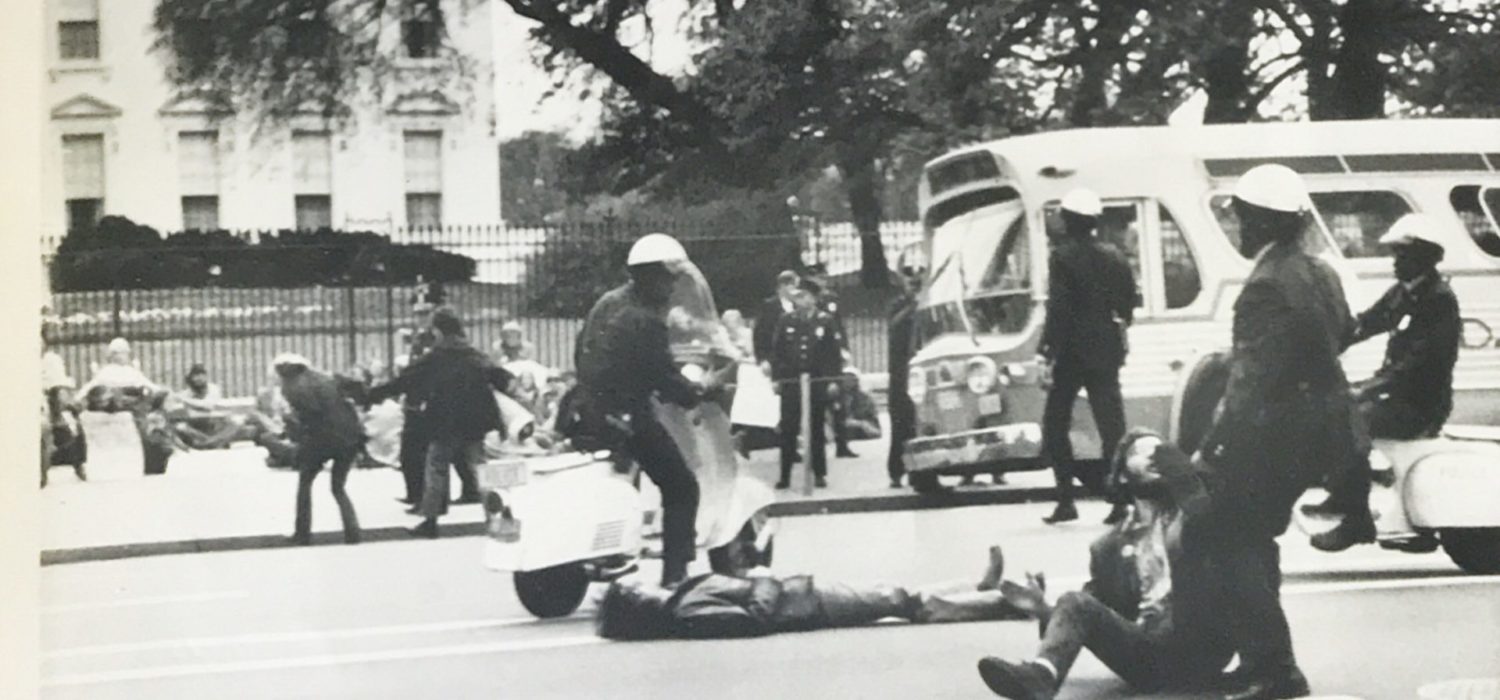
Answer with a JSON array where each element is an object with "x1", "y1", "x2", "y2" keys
[
  {"x1": 680, "y1": 363, "x2": 706, "y2": 384},
  {"x1": 965, "y1": 356, "x2": 998, "y2": 394},
  {"x1": 908, "y1": 367, "x2": 928, "y2": 404}
]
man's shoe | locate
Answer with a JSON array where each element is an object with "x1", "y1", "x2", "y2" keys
[
  {"x1": 1103, "y1": 503, "x2": 1129, "y2": 525},
  {"x1": 1298, "y1": 498, "x2": 1341, "y2": 518},
  {"x1": 408, "y1": 521, "x2": 439, "y2": 539},
  {"x1": 890, "y1": 479, "x2": 904, "y2": 489},
  {"x1": 774, "y1": 479, "x2": 791, "y2": 490},
  {"x1": 1309, "y1": 513, "x2": 1377, "y2": 552},
  {"x1": 1223, "y1": 667, "x2": 1310, "y2": 700},
  {"x1": 814, "y1": 477, "x2": 829, "y2": 488},
  {"x1": 1042, "y1": 503, "x2": 1078, "y2": 524},
  {"x1": 976, "y1": 657, "x2": 1056, "y2": 700},
  {"x1": 395, "y1": 497, "x2": 416, "y2": 506},
  {"x1": 836, "y1": 448, "x2": 858, "y2": 458},
  {"x1": 453, "y1": 494, "x2": 482, "y2": 505},
  {"x1": 405, "y1": 505, "x2": 422, "y2": 515},
  {"x1": 978, "y1": 545, "x2": 1006, "y2": 591}
]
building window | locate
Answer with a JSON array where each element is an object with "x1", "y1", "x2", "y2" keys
[
  {"x1": 1450, "y1": 185, "x2": 1500, "y2": 258},
  {"x1": 1309, "y1": 190, "x2": 1413, "y2": 259},
  {"x1": 402, "y1": 0, "x2": 442, "y2": 58},
  {"x1": 1158, "y1": 205, "x2": 1201, "y2": 310},
  {"x1": 182, "y1": 196, "x2": 220, "y2": 231},
  {"x1": 404, "y1": 131, "x2": 443, "y2": 228},
  {"x1": 295, "y1": 195, "x2": 333, "y2": 231},
  {"x1": 178, "y1": 131, "x2": 220, "y2": 230},
  {"x1": 57, "y1": 0, "x2": 100, "y2": 60},
  {"x1": 292, "y1": 131, "x2": 333, "y2": 230},
  {"x1": 62, "y1": 133, "x2": 104, "y2": 231}
]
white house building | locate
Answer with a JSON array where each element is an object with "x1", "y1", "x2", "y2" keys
[{"x1": 41, "y1": 0, "x2": 501, "y2": 241}]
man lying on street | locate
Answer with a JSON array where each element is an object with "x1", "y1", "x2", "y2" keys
[
  {"x1": 976, "y1": 429, "x2": 1235, "y2": 700},
  {"x1": 596, "y1": 545, "x2": 1046, "y2": 641}
]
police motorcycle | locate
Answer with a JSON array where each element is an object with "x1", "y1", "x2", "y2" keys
[
  {"x1": 1171, "y1": 350, "x2": 1500, "y2": 575},
  {"x1": 477, "y1": 258, "x2": 778, "y2": 618}
]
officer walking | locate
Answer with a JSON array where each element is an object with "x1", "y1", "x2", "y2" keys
[
  {"x1": 575, "y1": 234, "x2": 707, "y2": 587},
  {"x1": 1304, "y1": 213, "x2": 1461, "y2": 552},
  {"x1": 802, "y1": 264, "x2": 858, "y2": 459},
  {"x1": 1197, "y1": 164, "x2": 1362, "y2": 700},
  {"x1": 771, "y1": 285, "x2": 843, "y2": 489},
  {"x1": 1037, "y1": 188, "x2": 1136, "y2": 525},
  {"x1": 886, "y1": 251, "x2": 925, "y2": 489}
]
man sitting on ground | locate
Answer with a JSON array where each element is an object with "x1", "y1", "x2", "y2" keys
[
  {"x1": 976, "y1": 430, "x2": 1235, "y2": 699},
  {"x1": 597, "y1": 544, "x2": 1044, "y2": 641},
  {"x1": 168, "y1": 363, "x2": 251, "y2": 450}
]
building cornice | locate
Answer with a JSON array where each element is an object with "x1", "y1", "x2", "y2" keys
[{"x1": 51, "y1": 93, "x2": 122, "y2": 120}]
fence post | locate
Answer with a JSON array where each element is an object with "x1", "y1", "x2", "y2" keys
[
  {"x1": 111, "y1": 287, "x2": 122, "y2": 339},
  {"x1": 385, "y1": 283, "x2": 396, "y2": 374},
  {"x1": 800, "y1": 372, "x2": 814, "y2": 496},
  {"x1": 345, "y1": 285, "x2": 358, "y2": 370}
]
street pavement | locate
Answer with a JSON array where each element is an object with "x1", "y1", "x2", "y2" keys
[
  {"x1": 39, "y1": 430, "x2": 1056, "y2": 563},
  {"x1": 39, "y1": 501, "x2": 1500, "y2": 699}
]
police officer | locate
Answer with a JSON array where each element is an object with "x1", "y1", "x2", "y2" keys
[
  {"x1": 886, "y1": 250, "x2": 925, "y2": 489},
  {"x1": 771, "y1": 285, "x2": 843, "y2": 489},
  {"x1": 1305, "y1": 213, "x2": 1461, "y2": 552},
  {"x1": 395, "y1": 301, "x2": 437, "y2": 509},
  {"x1": 1037, "y1": 188, "x2": 1136, "y2": 525},
  {"x1": 1197, "y1": 164, "x2": 1360, "y2": 700},
  {"x1": 802, "y1": 264, "x2": 858, "y2": 459},
  {"x1": 575, "y1": 233, "x2": 707, "y2": 587}
]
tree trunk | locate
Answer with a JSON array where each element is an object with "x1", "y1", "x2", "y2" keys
[
  {"x1": 1200, "y1": 1, "x2": 1256, "y2": 123},
  {"x1": 837, "y1": 149, "x2": 889, "y2": 289},
  {"x1": 1303, "y1": 3, "x2": 1340, "y2": 120},
  {"x1": 1330, "y1": 0, "x2": 1390, "y2": 120}
]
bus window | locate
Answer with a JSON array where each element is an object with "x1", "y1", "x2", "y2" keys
[
  {"x1": 1158, "y1": 205, "x2": 1202, "y2": 310},
  {"x1": 1308, "y1": 190, "x2": 1413, "y2": 258},
  {"x1": 1209, "y1": 195, "x2": 1331, "y2": 258},
  {"x1": 919, "y1": 197, "x2": 1034, "y2": 339},
  {"x1": 1450, "y1": 185, "x2": 1500, "y2": 257}
]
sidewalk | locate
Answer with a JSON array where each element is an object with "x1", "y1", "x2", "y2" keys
[{"x1": 39, "y1": 428, "x2": 1058, "y2": 566}]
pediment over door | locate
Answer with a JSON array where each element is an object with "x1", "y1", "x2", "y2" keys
[
  {"x1": 159, "y1": 93, "x2": 233, "y2": 117},
  {"x1": 387, "y1": 91, "x2": 460, "y2": 116},
  {"x1": 51, "y1": 94, "x2": 122, "y2": 119}
]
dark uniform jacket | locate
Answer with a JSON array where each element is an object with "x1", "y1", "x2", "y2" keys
[
  {"x1": 575, "y1": 285, "x2": 700, "y2": 418},
  {"x1": 887, "y1": 293, "x2": 919, "y2": 402},
  {"x1": 1345, "y1": 273, "x2": 1461, "y2": 424},
  {"x1": 1201, "y1": 240, "x2": 1360, "y2": 539},
  {"x1": 369, "y1": 337, "x2": 512, "y2": 442},
  {"x1": 752, "y1": 295, "x2": 791, "y2": 363},
  {"x1": 280, "y1": 369, "x2": 366, "y2": 455},
  {"x1": 1039, "y1": 236, "x2": 1137, "y2": 372},
  {"x1": 769, "y1": 309, "x2": 843, "y2": 382},
  {"x1": 815, "y1": 289, "x2": 850, "y2": 352}
]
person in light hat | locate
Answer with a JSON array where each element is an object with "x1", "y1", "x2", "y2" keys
[
  {"x1": 1302, "y1": 212, "x2": 1461, "y2": 552},
  {"x1": 1193, "y1": 163, "x2": 1360, "y2": 700},
  {"x1": 573, "y1": 233, "x2": 707, "y2": 587},
  {"x1": 273, "y1": 352, "x2": 364, "y2": 546},
  {"x1": 1037, "y1": 187, "x2": 1136, "y2": 526}
]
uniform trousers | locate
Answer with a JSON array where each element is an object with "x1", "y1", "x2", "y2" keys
[
  {"x1": 626, "y1": 414, "x2": 700, "y2": 573},
  {"x1": 887, "y1": 392, "x2": 915, "y2": 483},
  {"x1": 1042, "y1": 363, "x2": 1126, "y2": 503},
  {"x1": 420, "y1": 437, "x2": 485, "y2": 518},
  {"x1": 779, "y1": 381, "x2": 829, "y2": 482}
]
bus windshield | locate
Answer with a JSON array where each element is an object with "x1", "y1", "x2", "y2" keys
[{"x1": 919, "y1": 191, "x2": 1033, "y2": 339}]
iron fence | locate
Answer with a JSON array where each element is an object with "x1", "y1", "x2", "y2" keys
[{"x1": 43, "y1": 221, "x2": 924, "y2": 397}]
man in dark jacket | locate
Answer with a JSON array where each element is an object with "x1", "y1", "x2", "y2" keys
[
  {"x1": 575, "y1": 233, "x2": 707, "y2": 587},
  {"x1": 368, "y1": 308, "x2": 512, "y2": 539},
  {"x1": 752, "y1": 270, "x2": 801, "y2": 372},
  {"x1": 1304, "y1": 213, "x2": 1462, "y2": 552},
  {"x1": 887, "y1": 254, "x2": 924, "y2": 488},
  {"x1": 596, "y1": 544, "x2": 1033, "y2": 641},
  {"x1": 1038, "y1": 188, "x2": 1137, "y2": 525},
  {"x1": 1196, "y1": 164, "x2": 1358, "y2": 700},
  {"x1": 802, "y1": 263, "x2": 858, "y2": 459},
  {"x1": 770, "y1": 286, "x2": 844, "y2": 490},
  {"x1": 275, "y1": 354, "x2": 365, "y2": 546},
  {"x1": 976, "y1": 431, "x2": 1233, "y2": 699}
]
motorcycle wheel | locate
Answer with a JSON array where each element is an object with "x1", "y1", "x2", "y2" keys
[
  {"x1": 1439, "y1": 528, "x2": 1500, "y2": 575},
  {"x1": 909, "y1": 472, "x2": 943, "y2": 494},
  {"x1": 513, "y1": 563, "x2": 590, "y2": 618}
]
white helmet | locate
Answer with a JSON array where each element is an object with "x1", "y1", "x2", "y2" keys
[
  {"x1": 1060, "y1": 188, "x2": 1103, "y2": 218},
  {"x1": 106, "y1": 337, "x2": 131, "y2": 355},
  {"x1": 1379, "y1": 213, "x2": 1445, "y2": 250},
  {"x1": 627, "y1": 233, "x2": 688, "y2": 267},
  {"x1": 272, "y1": 352, "x2": 311, "y2": 369},
  {"x1": 1233, "y1": 164, "x2": 1309, "y2": 213}
]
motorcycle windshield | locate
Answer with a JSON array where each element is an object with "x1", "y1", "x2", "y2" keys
[{"x1": 666, "y1": 260, "x2": 742, "y2": 359}]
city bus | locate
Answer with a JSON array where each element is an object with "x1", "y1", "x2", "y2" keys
[{"x1": 901, "y1": 119, "x2": 1500, "y2": 491}]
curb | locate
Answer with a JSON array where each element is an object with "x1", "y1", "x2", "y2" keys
[{"x1": 39, "y1": 486, "x2": 1058, "y2": 567}]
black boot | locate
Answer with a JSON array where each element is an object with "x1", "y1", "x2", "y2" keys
[
  {"x1": 1103, "y1": 503, "x2": 1129, "y2": 525},
  {"x1": 977, "y1": 657, "x2": 1056, "y2": 700},
  {"x1": 1042, "y1": 501, "x2": 1078, "y2": 524},
  {"x1": 1223, "y1": 666, "x2": 1310, "y2": 700},
  {"x1": 1309, "y1": 512, "x2": 1376, "y2": 552}
]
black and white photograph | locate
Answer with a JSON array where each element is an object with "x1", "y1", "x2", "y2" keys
[{"x1": 6, "y1": 0, "x2": 1500, "y2": 697}]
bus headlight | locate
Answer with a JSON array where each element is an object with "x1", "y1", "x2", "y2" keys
[
  {"x1": 965, "y1": 356, "x2": 998, "y2": 394},
  {"x1": 908, "y1": 367, "x2": 928, "y2": 404}
]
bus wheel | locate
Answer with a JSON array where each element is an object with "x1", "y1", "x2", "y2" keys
[{"x1": 910, "y1": 472, "x2": 943, "y2": 494}]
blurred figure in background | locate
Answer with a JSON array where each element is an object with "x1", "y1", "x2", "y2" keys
[
  {"x1": 42, "y1": 326, "x2": 85, "y2": 486},
  {"x1": 721, "y1": 309, "x2": 754, "y2": 358},
  {"x1": 168, "y1": 363, "x2": 250, "y2": 450}
]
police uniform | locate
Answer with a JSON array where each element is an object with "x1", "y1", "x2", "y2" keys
[
  {"x1": 770, "y1": 306, "x2": 843, "y2": 486},
  {"x1": 886, "y1": 290, "x2": 919, "y2": 485},
  {"x1": 397, "y1": 326, "x2": 436, "y2": 504}
]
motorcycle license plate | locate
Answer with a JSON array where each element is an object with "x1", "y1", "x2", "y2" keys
[
  {"x1": 936, "y1": 391, "x2": 962, "y2": 411},
  {"x1": 481, "y1": 460, "x2": 529, "y2": 490}
]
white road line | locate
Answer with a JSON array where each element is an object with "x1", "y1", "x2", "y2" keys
[
  {"x1": 42, "y1": 636, "x2": 604, "y2": 688},
  {"x1": 46, "y1": 614, "x2": 590, "y2": 659},
  {"x1": 42, "y1": 591, "x2": 250, "y2": 614},
  {"x1": 1284, "y1": 574, "x2": 1500, "y2": 595}
]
